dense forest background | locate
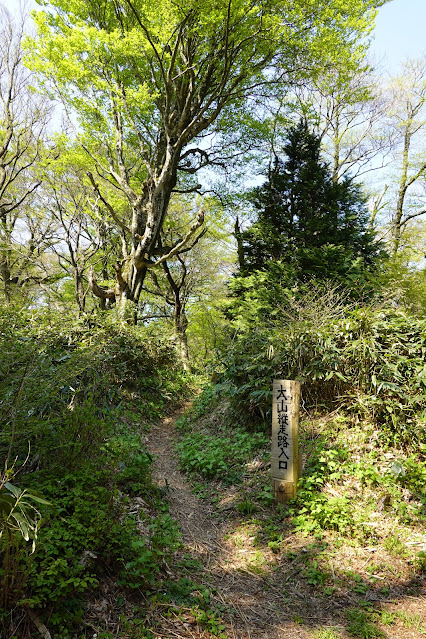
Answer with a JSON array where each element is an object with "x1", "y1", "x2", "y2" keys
[{"x1": 1, "y1": 1, "x2": 425, "y2": 638}]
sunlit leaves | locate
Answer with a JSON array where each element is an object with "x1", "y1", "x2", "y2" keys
[{"x1": 0, "y1": 481, "x2": 50, "y2": 552}]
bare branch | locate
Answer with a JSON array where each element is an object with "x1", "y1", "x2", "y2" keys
[
  {"x1": 151, "y1": 207, "x2": 205, "y2": 267},
  {"x1": 401, "y1": 209, "x2": 426, "y2": 226},
  {"x1": 88, "y1": 267, "x2": 116, "y2": 300}
]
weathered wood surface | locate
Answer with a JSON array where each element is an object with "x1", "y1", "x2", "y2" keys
[{"x1": 271, "y1": 379, "x2": 301, "y2": 503}]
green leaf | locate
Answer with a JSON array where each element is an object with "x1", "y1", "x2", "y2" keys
[
  {"x1": 25, "y1": 491, "x2": 52, "y2": 506},
  {"x1": 5, "y1": 482, "x2": 22, "y2": 498},
  {"x1": 11, "y1": 513, "x2": 31, "y2": 541}
]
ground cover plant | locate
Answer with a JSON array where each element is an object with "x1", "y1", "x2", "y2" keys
[
  {"x1": 172, "y1": 315, "x2": 426, "y2": 638},
  {"x1": 0, "y1": 306, "x2": 193, "y2": 637},
  {"x1": 175, "y1": 426, "x2": 268, "y2": 484}
]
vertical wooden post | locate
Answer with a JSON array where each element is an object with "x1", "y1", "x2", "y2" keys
[{"x1": 271, "y1": 379, "x2": 301, "y2": 503}]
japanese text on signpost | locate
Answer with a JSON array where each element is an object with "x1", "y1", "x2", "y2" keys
[{"x1": 271, "y1": 379, "x2": 300, "y2": 502}]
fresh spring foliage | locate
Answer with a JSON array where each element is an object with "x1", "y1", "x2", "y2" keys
[
  {"x1": 0, "y1": 306, "x2": 188, "y2": 634},
  {"x1": 24, "y1": 0, "x2": 384, "y2": 304},
  {"x1": 289, "y1": 432, "x2": 425, "y2": 537}
]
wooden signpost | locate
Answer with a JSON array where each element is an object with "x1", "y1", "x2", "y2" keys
[{"x1": 271, "y1": 379, "x2": 301, "y2": 503}]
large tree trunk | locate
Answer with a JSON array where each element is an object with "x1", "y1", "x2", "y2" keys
[
  {"x1": 125, "y1": 262, "x2": 148, "y2": 305},
  {"x1": 174, "y1": 308, "x2": 191, "y2": 373},
  {"x1": 0, "y1": 255, "x2": 12, "y2": 303},
  {"x1": 89, "y1": 146, "x2": 182, "y2": 309}
]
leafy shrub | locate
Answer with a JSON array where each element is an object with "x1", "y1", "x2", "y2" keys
[
  {"x1": 0, "y1": 466, "x2": 51, "y2": 611},
  {"x1": 119, "y1": 513, "x2": 181, "y2": 589},
  {"x1": 0, "y1": 306, "x2": 191, "y2": 636},
  {"x1": 176, "y1": 428, "x2": 268, "y2": 483},
  {"x1": 216, "y1": 298, "x2": 426, "y2": 445},
  {"x1": 0, "y1": 305, "x2": 191, "y2": 463},
  {"x1": 0, "y1": 478, "x2": 50, "y2": 552},
  {"x1": 1, "y1": 457, "x2": 180, "y2": 632},
  {"x1": 20, "y1": 466, "x2": 116, "y2": 608},
  {"x1": 289, "y1": 426, "x2": 426, "y2": 535}
]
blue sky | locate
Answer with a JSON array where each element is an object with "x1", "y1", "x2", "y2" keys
[{"x1": 372, "y1": 0, "x2": 426, "y2": 71}]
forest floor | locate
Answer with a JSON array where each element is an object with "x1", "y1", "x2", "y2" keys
[{"x1": 142, "y1": 406, "x2": 426, "y2": 639}]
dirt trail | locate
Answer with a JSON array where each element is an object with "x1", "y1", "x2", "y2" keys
[
  {"x1": 146, "y1": 413, "x2": 321, "y2": 639},
  {"x1": 146, "y1": 411, "x2": 426, "y2": 639}
]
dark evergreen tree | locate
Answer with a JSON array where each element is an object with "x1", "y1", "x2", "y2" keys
[{"x1": 239, "y1": 120, "x2": 382, "y2": 286}]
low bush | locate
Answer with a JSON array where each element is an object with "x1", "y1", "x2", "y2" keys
[
  {"x1": 0, "y1": 306, "x2": 190, "y2": 637},
  {"x1": 216, "y1": 297, "x2": 426, "y2": 446}
]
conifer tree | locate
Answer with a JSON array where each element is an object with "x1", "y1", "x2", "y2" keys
[{"x1": 240, "y1": 121, "x2": 382, "y2": 286}]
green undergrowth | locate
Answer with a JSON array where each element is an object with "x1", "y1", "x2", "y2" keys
[
  {"x1": 216, "y1": 301, "x2": 426, "y2": 449},
  {"x1": 190, "y1": 298, "x2": 426, "y2": 620},
  {"x1": 175, "y1": 428, "x2": 268, "y2": 484},
  {"x1": 177, "y1": 385, "x2": 425, "y2": 537},
  {"x1": 0, "y1": 306, "x2": 194, "y2": 638},
  {"x1": 174, "y1": 384, "x2": 426, "y2": 637},
  {"x1": 310, "y1": 604, "x2": 426, "y2": 639},
  {"x1": 149, "y1": 553, "x2": 228, "y2": 639},
  {"x1": 175, "y1": 391, "x2": 269, "y2": 485},
  {"x1": 293, "y1": 414, "x2": 426, "y2": 537}
]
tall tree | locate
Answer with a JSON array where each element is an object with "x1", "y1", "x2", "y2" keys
[
  {"x1": 240, "y1": 121, "x2": 382, "y2": 285},
  {"x1": 27, "y1": 0, "x2": 386, "y2": 311},
  {"x1": 384, "y1": 56, "x2": 426, "y2": 255},
  {"x1": 0, "y1": 4, "x2": 53, "y2": 302}
]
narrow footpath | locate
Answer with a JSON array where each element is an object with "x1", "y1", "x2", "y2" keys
[{"x1": 146, "y1": 412, "x2": 335, "y2": 639}]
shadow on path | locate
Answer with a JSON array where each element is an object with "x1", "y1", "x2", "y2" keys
[{"x1": 146, "y1": 413, "x2": 426, "y2": 639}]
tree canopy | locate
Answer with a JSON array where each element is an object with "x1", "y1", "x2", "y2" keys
[{"x1": 25, "y1": 0, "x2": 386, "y2": 309}]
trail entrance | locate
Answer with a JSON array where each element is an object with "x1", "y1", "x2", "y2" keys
[
  {"x1": 146, "y1": 413, "x2": 333, "y2": 639},
  {"x1": 145, "y1": 409, "x2": 426, "y2": 639}
]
